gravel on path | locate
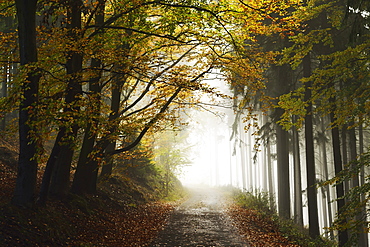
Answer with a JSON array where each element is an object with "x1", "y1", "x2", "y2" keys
[{"x1": 150, "y1": 186, "x2": 249, "y2": 247}]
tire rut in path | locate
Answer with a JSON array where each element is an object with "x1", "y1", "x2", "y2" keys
[{"x1": 150, "y1": 186, "x2": 249, "y2": 247}]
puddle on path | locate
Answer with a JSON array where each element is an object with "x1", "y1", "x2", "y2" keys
[{"x1": 150, "y1": 186, "x2": 249, "y2": 247}]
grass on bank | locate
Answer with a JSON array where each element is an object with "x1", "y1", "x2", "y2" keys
[{"x1": 231, "y1": 188, "x2": 337, "y2": 247}]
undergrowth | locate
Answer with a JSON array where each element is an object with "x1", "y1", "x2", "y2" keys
[{"x1": 232, "y1": 189, "x2": 337, "y2": 247}]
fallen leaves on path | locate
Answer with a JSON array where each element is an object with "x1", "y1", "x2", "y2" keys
[
  {"x1": 0, "y1": 159, "x2": 175, "y2": 247},
  {"x1": 70, "y1": 201, "x2": 175, "y2": 246},
  {"x1": 228, "y1": 204, "x2": 301, "y2": 247}
]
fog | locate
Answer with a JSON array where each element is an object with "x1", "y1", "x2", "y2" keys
[
  {"x1": 180, "y1": 110, "x2": 232, "y2": 186},
  {"x1": 179, "y1": 75, "x2": 236, "y2": 186}
]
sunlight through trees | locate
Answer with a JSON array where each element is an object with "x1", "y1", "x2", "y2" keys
[{"x1": 1, "y1": 0, "x2": 370, "y2": 245}]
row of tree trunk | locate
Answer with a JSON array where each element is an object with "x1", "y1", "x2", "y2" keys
[{"x1": 228, "y1": 1, "x2": 369, "y2": 245}]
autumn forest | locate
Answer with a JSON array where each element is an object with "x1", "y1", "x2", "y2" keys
[{"x1": 0, "y1": 0, "x2": 370, "y2": 246}]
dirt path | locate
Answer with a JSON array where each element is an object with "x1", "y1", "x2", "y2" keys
[{"x1": 150, "y1": 186, "x2": 249, "y2": 247}]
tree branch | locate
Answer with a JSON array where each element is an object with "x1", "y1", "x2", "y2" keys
[{"x1": 108, "y1": 85, "x2": 182, "y2": 155}]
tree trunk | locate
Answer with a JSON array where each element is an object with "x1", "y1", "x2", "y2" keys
[
  {"x1": 38, "y1": 132, "x2": 62, "y2": 204},
  {"x1": 273, "y1": 61, "x2": 291, "y2": 219},
  {"x1": 100, "y1": 79, "x2": 122, "y2": 178},
  {"x1": 348, "y1": 123, "x2": 358, "y2": 189},
  {"x1": 70, "y1": 125, "x2": 98, "y2": 195},
  {"x1": 239, "y1": 121, "x2": 247, "y2": 191},
  {"x1": 247, "y1": 128, "x2": 253, "y2": 188},
  {"x1": 266, "y1": 136, "x2": 274, "y2": 210},
  {"x1": 262, "y1": 115, "x2": 275, "y2": 210},
  {"x1": 320, "y1": 120, "x2": 334, "y2": 239},
  {"x1": 12, "y1": 0, "x2": 40, "y2": 206},
  {"x1": 341, "y1": 124, "x2": 350, "y2": 195},
  {"x1": 303, "y1": 54, "x2": 320, "y2": 238},
  {"x1": 276, "y1": 119, "x2": 290, "y2": 218},
  {"x1": 292, "y1": 116, "x2": 303, "y2": 226},
  {"x1": 359, "y1": 123, "x2": 364, "y2": 185},
  {"x1": 330, "y1": 107, "x2": 349, "y2": 246},
  {"x1": 1, "y1": 61, "x2": 8, "y2": 130},
  {"x1": 48, "y1": 0, "x2": 83, "y2": 197}
]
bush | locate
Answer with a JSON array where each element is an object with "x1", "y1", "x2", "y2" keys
[{"x1": 234, "y1": 189, "x2": 275, "y2": 217}]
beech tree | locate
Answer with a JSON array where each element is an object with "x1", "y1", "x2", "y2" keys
[
  {"x1": 12, "y1": 0, "x2": 41, "y2": 205},
  {"x1": 7, "y1": 0, "x2": 274, "y2": 201}
]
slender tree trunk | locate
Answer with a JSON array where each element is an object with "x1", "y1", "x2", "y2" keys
[
  {"x1": 266, "y1": 137, "x2": 274, "y2": 210},
  {"x1": 303, "y1": 54, "x2": 320, "y2": 238},
  {"x1": 239, "y1": 121, "x2": 247, "y2": 191},
  {"x1": 319, "y1": 185, "x2": 328, "y2": 236},
  {"x1": 292, "y1": 116, "x2": 303, "y2": 226},
  {"x1": 320, "y1": 122, "x2": 334, "y2": 239},
  {"x1": 263, "y1": 115, "x2": 275, "y2": 210},
  {"x1": 276, "y1": 115, "x2": 290, "y2": 218},
  {"x1": 247, "y1": 129, "x2": 253, "y2": 188},
  {"x1": 330, "y1": 107, "x2": 349, "y2": 246},
  {"x1": 274, "y1": 62, "x2": 291, "y2": 219},
  {"x1": 359, "y1": 123, "x2": 364, "y2": 184},
  {"x1": 359, "y1": 122, "x2": 365, "y2": 187},
  {"x1": 341, "y1": 124, "x2": 350, "y2": 195},
  {"x1": 348, "y1": 123, "x2": 358, "y2": 193},
  {"x1": 1, "y1": 61, "x2": 8, "y2": 130},
  {"x1": 229, "y1": 128, "x2": 233, "y2": 186},
  {"x1": 12, "y1": 0, "x2": 40, "y2": 206}
]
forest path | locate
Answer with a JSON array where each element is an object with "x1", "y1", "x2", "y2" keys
[{"x1": 150, "y1": 186, "x2": 249, "y2": 247}]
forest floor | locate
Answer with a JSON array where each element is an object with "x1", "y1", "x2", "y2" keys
[{"x1": 0, "y1": 137, "x2": 316, "y2": 247}]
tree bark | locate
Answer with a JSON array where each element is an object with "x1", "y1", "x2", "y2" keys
[
  {"x1": 100, "y1": 78, "x2": 122, "y2": 178},
  {"x1": 292, "y1": 116, "x2": 303, "y2": 226},
  {"x1": 48, "y1": 0, "x2": 83, "y2": 197},
  {"x1": 239, "y1": 120, "x2": 247, "y2": 191},
  {"x1": 38, "y1": 132, "x2": 62, "y2": 204},
  {"x1": 348, "y1": 122, "x2": 358, "y2": 189},
  {"x1": 266, "y1": 136, "x2": 274, "y2": 210},
  {"x1": 276, "y1": 116, "x2": 290, "y2": 218},
  {"x1": 274, "y1": 63, "x2": 291, "y2": 219},
  {"x1": 330, "y1": 107, "x2": 349, "y2": 246},
  {"x1": 319, "y1": 120, "x2": 334, "y2": 239},
  {"x1": 12, "y1": 0, "x2": 40, "y2": 206},
  {"x1": 1, "y1": 60, "x2": 8, "y2": 130},
  {"x1": 71, "y1": 125, "x2": 98, "y2": 195},
  {"x1": 303, "y1": 53, "x2": 320, "y2": 238}
]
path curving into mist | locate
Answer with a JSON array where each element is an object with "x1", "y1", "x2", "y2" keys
[{"x1": 150, "y1": 186, "x2": 249, "y2": 247}]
